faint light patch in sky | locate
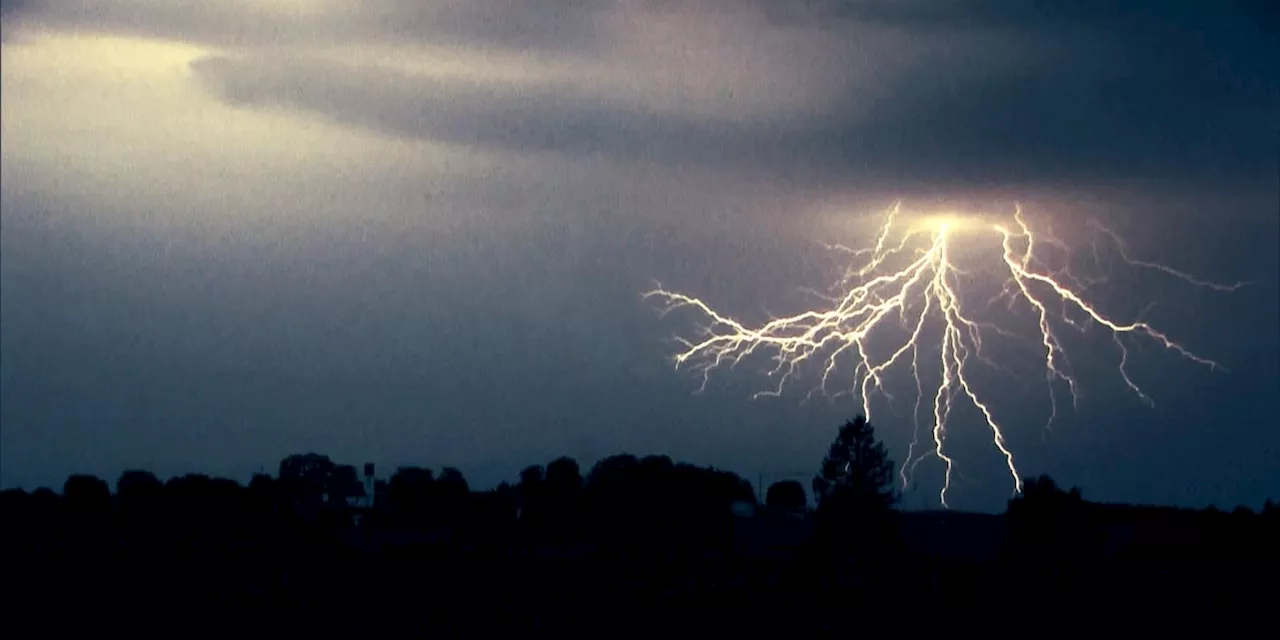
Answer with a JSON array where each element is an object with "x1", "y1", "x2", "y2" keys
[{"x1": 0, "y1": 31, "x2": 519, "y2": 243}]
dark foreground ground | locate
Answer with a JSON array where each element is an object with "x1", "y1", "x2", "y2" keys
[
  {"x1": 3, "y1": 457, "x2": 1275, "y2": 635},
  {"x1": 4, "y1": 506, "x2": 1275, "y2": 635}
]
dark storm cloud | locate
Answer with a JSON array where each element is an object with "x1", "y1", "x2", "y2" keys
[
  {"x1": 188, "y1": 54, "x2": 809, "y2": 173},
  {"x1": 821, "y1": 0, "x2": 1279, "y2": 186},
  {"x1": 179, "y1": 0, "x2": 1277, "y2": 196},
  {"x1": 0, "y1": 0, "x2": 32, "y2": 40},
  {"x1": 816, "y1": 0, "x2": 1278, "y2": 28},
  {"x1": 17, "y1": 1, "x2": 1276, "y2": 195},
  {"x1": 7, "y1": 0, "x2": 614, "y2": 51},
  {"x1": 0, "y1": 0, "x2": 329, "y2": 47},
  {"x1": 840, "y1": 41, "x2": 1277, "y2": 189},
  {"x1": 374, "y1": 0, "x2": 610, "y2": 54}
]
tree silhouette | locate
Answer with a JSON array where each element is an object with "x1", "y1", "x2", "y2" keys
[
  {"x1": 438, "y1": 467, "x2": 469, "y2": 494},
  {"x1": 62, "y1": 474, "x2": 112, "y2": 526},
  {"x1": 581, "y1": 453, "x2": 752, "y2": 553},
  {"x1": 116, "y1": 470, "x2": 163, "y2": 506},
  {"x1": 806, "y1": 415, "x2": 900, "y2": 578},
  {"x1": 278, "y1": 453, "x2": 337, "y2": 512},
  {"x1": 521, "y1": 457, "x2": 583, "y2": 542},
  {"x1": 5, "y1": 443, "x2": 1275, "y2": 633},
  {"x1": 246, "y1": 472, "x2": 282, "y2": 521},
  {"x1": 385, "y1": 466, "x2": 436, "y2": 528},
  {"x1": 812, "y1": 415, "x2": 898, "y2": 511},
  {"x1": 116, "y1": 470, "x2": 164, "y2": 532},
  {"x1": 1004, "y1": 474, "x2": 1102, "y2": 598},
  {"x1": 328, "y1": 464, "x2": 366, "y2": 507},
  {"x1": 1006, "y1": 475, "x2": 1087, "y2": 536},
  {"x1": 436, "y1": 467, "x2": 470, "y2": 526},
  {"x1": 63, "y1": 473, "x2": 111, "y2": 504},
  {"x1": 516, "y1": 464, "x2": 545, "y2": 532},
  {"x1": 545, "y1": 457, "x2": 582, "y2": 499},
  {"x1": 766, "y1": 480, "x2": 807, "y2": 512}
]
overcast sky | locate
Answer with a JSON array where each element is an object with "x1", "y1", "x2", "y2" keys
[{"x1": 2, "y1": 0, "x2": 1276, "y2": 512}]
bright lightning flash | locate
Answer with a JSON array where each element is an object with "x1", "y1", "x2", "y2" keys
[{"x1": 645, "y1": 204, "x2": 1244, "y2": 507}]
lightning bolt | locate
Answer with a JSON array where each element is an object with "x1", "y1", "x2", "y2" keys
[{"x1": 645, "y1": 203, "x2": 1243, "y2": 508}]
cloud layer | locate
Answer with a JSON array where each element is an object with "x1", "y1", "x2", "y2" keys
[
  {"x1": 9, "y1": 1, "x2": 1273, "y2": 195},
  {"x1": 2, "y1": 1, "x2": 1277, "y2": 510}
]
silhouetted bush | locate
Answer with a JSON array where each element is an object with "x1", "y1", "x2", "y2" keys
[{"x1": 766, "y1": 479, "x2": 806, "y2": 511}]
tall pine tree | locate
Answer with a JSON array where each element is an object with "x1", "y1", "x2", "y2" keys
[
  {"x1": 806, "y1": 415, "x2": 902, "y2": 580},
  {"x1": 812, "y1": 415, "x2": 898, "y2": 511}
]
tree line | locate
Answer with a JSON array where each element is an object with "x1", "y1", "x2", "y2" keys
[
  {"x1": 1, "y1": 415, "x2": 1275, "y2": 633},
  {"x1": 1, "y1": 416, "x2": 901, "y2": 547}
]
